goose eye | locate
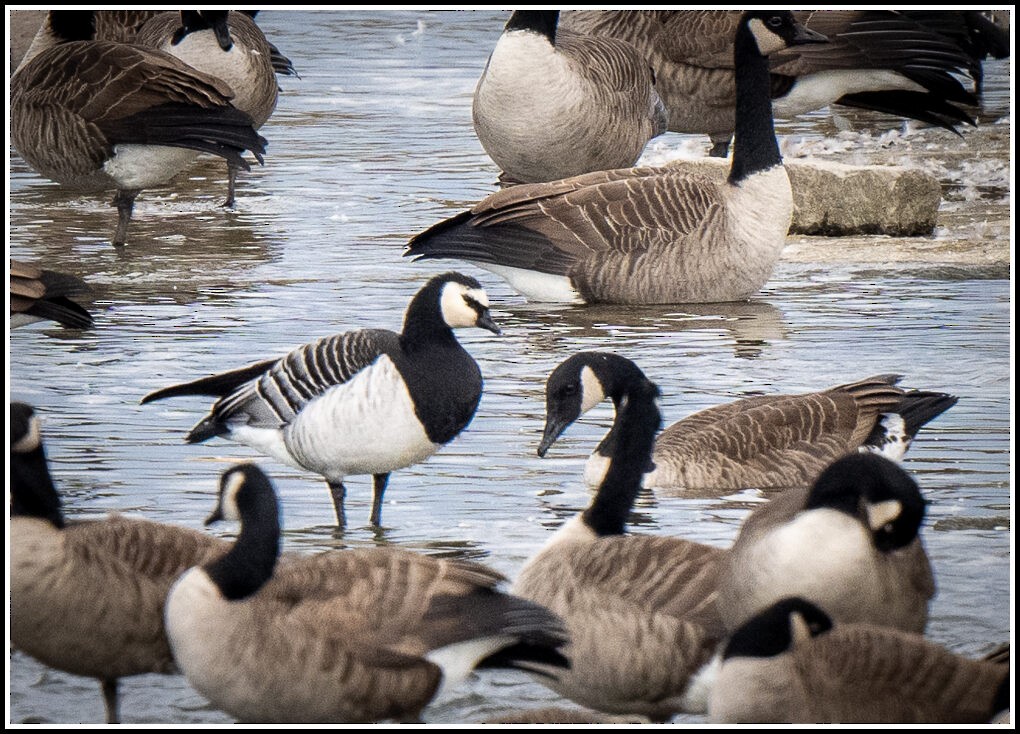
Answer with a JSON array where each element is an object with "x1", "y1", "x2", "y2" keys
[{"x1": 767, "y1": 16, "x2": 783, "y2": 29}]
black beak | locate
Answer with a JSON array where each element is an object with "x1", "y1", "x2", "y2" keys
[
  {"x1": 476, "y1": 309, "x2": 502, "y2": 335},
  {"x1": 791, "y1": 24, "x2": 828, "y2": 46},
  {"x1": 538, "y1": 414, "x2": 572, "y2": 457}
]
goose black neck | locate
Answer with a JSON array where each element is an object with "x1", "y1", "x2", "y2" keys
[
  {"x1": 401, "y1": 285, "x2": 456, "y2": 349},
  {"x1": 205, "y1": 484, "x2": 281, "y2": 601},
  {"x1": 729, "y1": 21, "x2": 782, "y2": 185},
  {"x1": 11, "y1": 444, "x2": 65, "y2": 529},
  {"x1": 582, "y1": 380, "x2": 661, "y2": 537},
  {"x1": 506, "y1": 10, "x2": 558, "y2": 44}
]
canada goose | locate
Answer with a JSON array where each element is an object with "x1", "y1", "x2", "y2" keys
[
  {"x1": 472, "y1": 10, "x2": 667, "y2": 185},
  {"x1": 17, "y1": 9, "x2": 164, "y2": 67},
  {"x1": 165, "y1": 463, "x2": 568, "y2": 723},
  {"x1": 538, "y1": 352, "x2": 958, "y2": 493},
  {"x1": 10, "y1": 259, "x2": 93, "y2": 329},
  {"x1": 141, "y1": 272, "x2": 500, "y2": 528},
  {"x1": 718, "y1": 452, "x2": 936, "y2": 635},
  {"x1": 406, "y1": 11, "x2": 827, "y2": 305},
  {"x1": 512, "y1": 362, "x2": 729, "y2": 721},
  {"x1": 10, "y1": 10, "x2": 267, "y2": 246},
  {"x1": 136, "y1": 10, "x2": 279, "y2": 206},
  {"x1": 238, "y1": 10, "x2": 299, "y2": 78},
  {"x1": 709, "y1": 597, "x2": 1011, "y2": 723},
  {"x1": 9, "y1": 402, "x2": 228, "y2": 724},
  {"x1": 561, "y1": 10, "x2": 987, "y2": 157}
]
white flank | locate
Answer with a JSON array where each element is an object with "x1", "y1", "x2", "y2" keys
[
  {"x1": 284, "y1": 355, "x2": 438, "y2": 479},
  {"x1": 103, "y1": 144, "x2": 200, "y2": 190},
  {"x1": 478, "y1": 263, "x2": 582, "y2": 304},
  {"x1": 425, "y1": 635, "x2": 515, "y2": 701},
  {"x1": 775, "y1": 70, "x2": 927, "y2": 118},
  {"x1": 680, "y1": 653, "x2": 722, "y2": 714}
]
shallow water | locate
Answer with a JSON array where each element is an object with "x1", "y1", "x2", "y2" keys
[{"x1": 7, "y1": 10, "x2": 1012, "y2": 725}]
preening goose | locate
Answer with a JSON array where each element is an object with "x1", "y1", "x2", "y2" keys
[
  {"x1": 238, "y1": 10, "x2": 299, "y2": 77},
  {"x1": 406, "y1": 11, "x2": 826, "y2": 305},
  {"x1": 709, "y1": 597, "x2": 1011, "y2": 723},
  {"x1": 472, "y1": 10, "x2": 667, "y2": 184},
  {"x1": 141, "y1": 272, "x2": 500, "y2": 528},
  {"x1": 165, "y1": 463, "x2": 568, "y2": 723},
  {"x1": 136, "y1": 10, "x2": 280, "y2": 206},
  {"x1": 513, "y1": 363, "x2": 728, "y2": 721},
  {"x1": 17, "y1": 9, "x2": 164, "y2": 67},
  {"x1": 9, "y1": 402, "x2": 228, "y2": 724},
  {"x1": 718, "y1": 452, "x2": 936, "y2": 635},
  {"x1": 10, "y1": 259, "x2": 93, "y2": 329},
  {"x1": 10, "y1": 10, "x2": 266, "y2": 246},
  {"x1": 538, "y1": 352, "x2": 958, "y2": 493},
  {"x1": 561, "y1": 10, "x2": 988, "y2": 157}
]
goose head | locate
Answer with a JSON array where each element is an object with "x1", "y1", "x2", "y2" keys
[
  {"x1": 173, "y1": 10, "x2": 233, "y2": 51},
  {"x1": 738, "y1": 11, "x2": 827, "y2": 57}
]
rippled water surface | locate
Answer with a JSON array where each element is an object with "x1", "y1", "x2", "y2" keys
[{"x1": 8, "y1": 10, "x2": 1012, "y2": 725}]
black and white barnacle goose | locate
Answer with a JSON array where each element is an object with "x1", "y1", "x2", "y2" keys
[
  {"x1": 136, "y1": 10, "x2": 280, "y2": 206},
  {"x1": 718, "y1": 452, "x2": 936, "y2": 636},
  {"x1": 538, "y1": 352, "x2": 958, "y2": 494},
  {"x1": 9, "y1": 402, "x2": 228, "y2": 724},
  {"x1": 141, "y1": 272, "x2": 500, "y2": 528},
  {"x1": 165, "y1": 463, "x2": 568, "y2": 723},
  {"x1": 561, "y1": 10, "x2": 991, "y2": 157},
  {"x1": 405, "y1": 11, "x2": 826, "y2": 305},
  {"x1": 710, "y1": 597, "x2": 1011, "y2": 723},
  {"x1": 10, "y1": 10, "x2": 267, "y2": 246},
  {"x1": 10, "y1": 259, "x2": 93, "y2": 330},
  {"x1": 472, "y1": 9, "x2": 667, "y2": 184},
  {"x1": 513, "y1": 362, "x2": 729, "y2": 721}
]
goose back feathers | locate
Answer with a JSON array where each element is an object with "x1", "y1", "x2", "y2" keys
[
  {"x1": 141, "y1": 273, "x2": 500, "y2": 527},
  {"x1": 407, "y1": 11, "x2": 827, "y2": 305},
  {"x1": 472, "y1": 10, "x2": 667, "y2": 184},
  {"x1": 166, "y1": 464, "x2": 568, "y2": 723},
  {"x1": 539, "y1": 353, "x2": 957, "y2": 493},
  {"x1": 513, "y1": 360, "x2": 728, "y2": 720},
  {"x1": 9, "y1": 402, "x2": 228, "y2": 724},
  {"x1": 710, "y1": 598, "x2": 1011, "y2": 723}
]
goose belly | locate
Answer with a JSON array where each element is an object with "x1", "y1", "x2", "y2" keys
[
  {"x1": 102, "y1": 144, "x2": 200, "y2": 190},
  {"x1": 283, "y1": 356, "x2": 440, "y2": 479},
  {"x1": 775, "y1": 70, "x2": 927, "y2": 118},
  {"x1": 480, "y1": 263, "x2": 583, "y2": 304}
]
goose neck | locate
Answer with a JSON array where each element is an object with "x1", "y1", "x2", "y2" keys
[
  {"x1": 11, "y1": 445, "x2": 65, "y2": 529},
  {"x1": 205, "y1": 496, "x2": 280, "y2": 601},
  {"x1": 728, "y1": 23, "x2": 782, "y2": 185}
]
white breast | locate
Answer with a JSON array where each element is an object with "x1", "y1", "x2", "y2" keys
[{"x1": 283, "y1": 355, "x2": 439, "y2": 480}]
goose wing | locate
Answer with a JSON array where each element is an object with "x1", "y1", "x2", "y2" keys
[{"x1": 407, "y1": 166, "x2": 723, "y2": 276}]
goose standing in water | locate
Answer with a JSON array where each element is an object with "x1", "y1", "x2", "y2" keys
[
  {"x1": 9, "y1": 402, "x2": 227, "y2": 724},
  {"x1": 513, "y1": 361, "x2": 729, "y2": 721},
  {"x1": 10, "y1": 10, "x2": 266, "y2": 246},
  {"x1": 538, "y1": 352, "x2": 957, "y2": 493},
  {"x1": 472, "y1": 9, "x2": 667, "y2": 185},
  {"x1": 710, "y1": 597, "x2": 1011, "y2": 723},
  {"x1": 165, "y1": 463, "x2": 568, "y2": 723},
  {"x1": 136, "y1": 10, "x2": 280, "y2": 206},
  {"x1": 142, "y1": 273, "x2": 500, "y2": 528},
  {"x1": 407, "y1": 11, "x2": 826, "y2": 305}
]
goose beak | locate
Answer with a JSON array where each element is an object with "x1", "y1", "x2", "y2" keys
[
  {"x1": 791, "y1": 25, "x2": 828, "y2": 46},
  {"x1": 476, "y1": 310, "x2": 502, "y2": 335},
  {"x1": 538, "y1": 415, "x2": 571, "y2": 457}
]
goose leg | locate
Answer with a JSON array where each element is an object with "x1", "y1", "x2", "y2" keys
[
  {"x1": 101, "y1": 678, "x2": 120, "y2": 724},
  {"x1": 111, "y1": 189, "x2": 140, "y2": 247},
  {"x1": 328, "y1": 480, "x2": 347, "y2": 528},
  {"x1": 708, "y1": 133, "x2": 732, "y2": 158},
  {"x1": 223, "y1": 162, "x2": 238, "y2": 208},
  {"x1": 370, "y1": 473, "x2": 390, "y2": 526}
]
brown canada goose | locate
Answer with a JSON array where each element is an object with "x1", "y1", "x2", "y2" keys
[
  {"x1": 141, "y1": 273, "x2": 500, "y2": 528},
  {"x1": 10, "y1": 10, "x2": 267, "y2": 246},
  {"x1": 709, "y1": 597, "x2": 1011, "y2": 723},
  {"x1": 136, "y1": 10, "x2": 279, "y2": 206},
  {"x1": 561, "y1": 10, "x2": 992, "y2": 157},
  {"x1": 17, "y1": 9, "x2": 164, "y2": 67},
  {"x1": 538, "y1": 352, "x2": 958, "y2": 494},
  {"x1": 406, "y1": 11, "x2": 827, "y2": 305},
  {"x1": 718, "y1": 453, "x2": 936, "y2": 635},
  {"x1": 165, "y1": 463, "x2": 568, "y2": 723},
  {"x1": 10, "y1": 259, "x2": 93, "y2": 329},
  {"x1": 9, "y1": 402, "x2": 228, "y2": 724},
  {"x1": 512, "y1": 361, "x2": 728, "y2": 721},
  {"x1": 472, "y1": 10, "x2": 667, "y2": 185}
]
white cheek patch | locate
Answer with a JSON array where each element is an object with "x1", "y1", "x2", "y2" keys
[
  {"x1": 866, "y1": 499, "x2": 903, "y2": 533},
  {"x1": 13, "y1": 416, "x2": 41, "y2": 453},
  {"x1": 748, "y1": 18, "x2": 786, "y2": 56},
  {"x1": 440, "y1": 283, "x2": 488, "y2": 328},
  {"x1": 220, "y1": 470, "x2": 248, "y2": 522},
  {"x1": 579, "y1": 365, "x2": 605, "y2": 414}
]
